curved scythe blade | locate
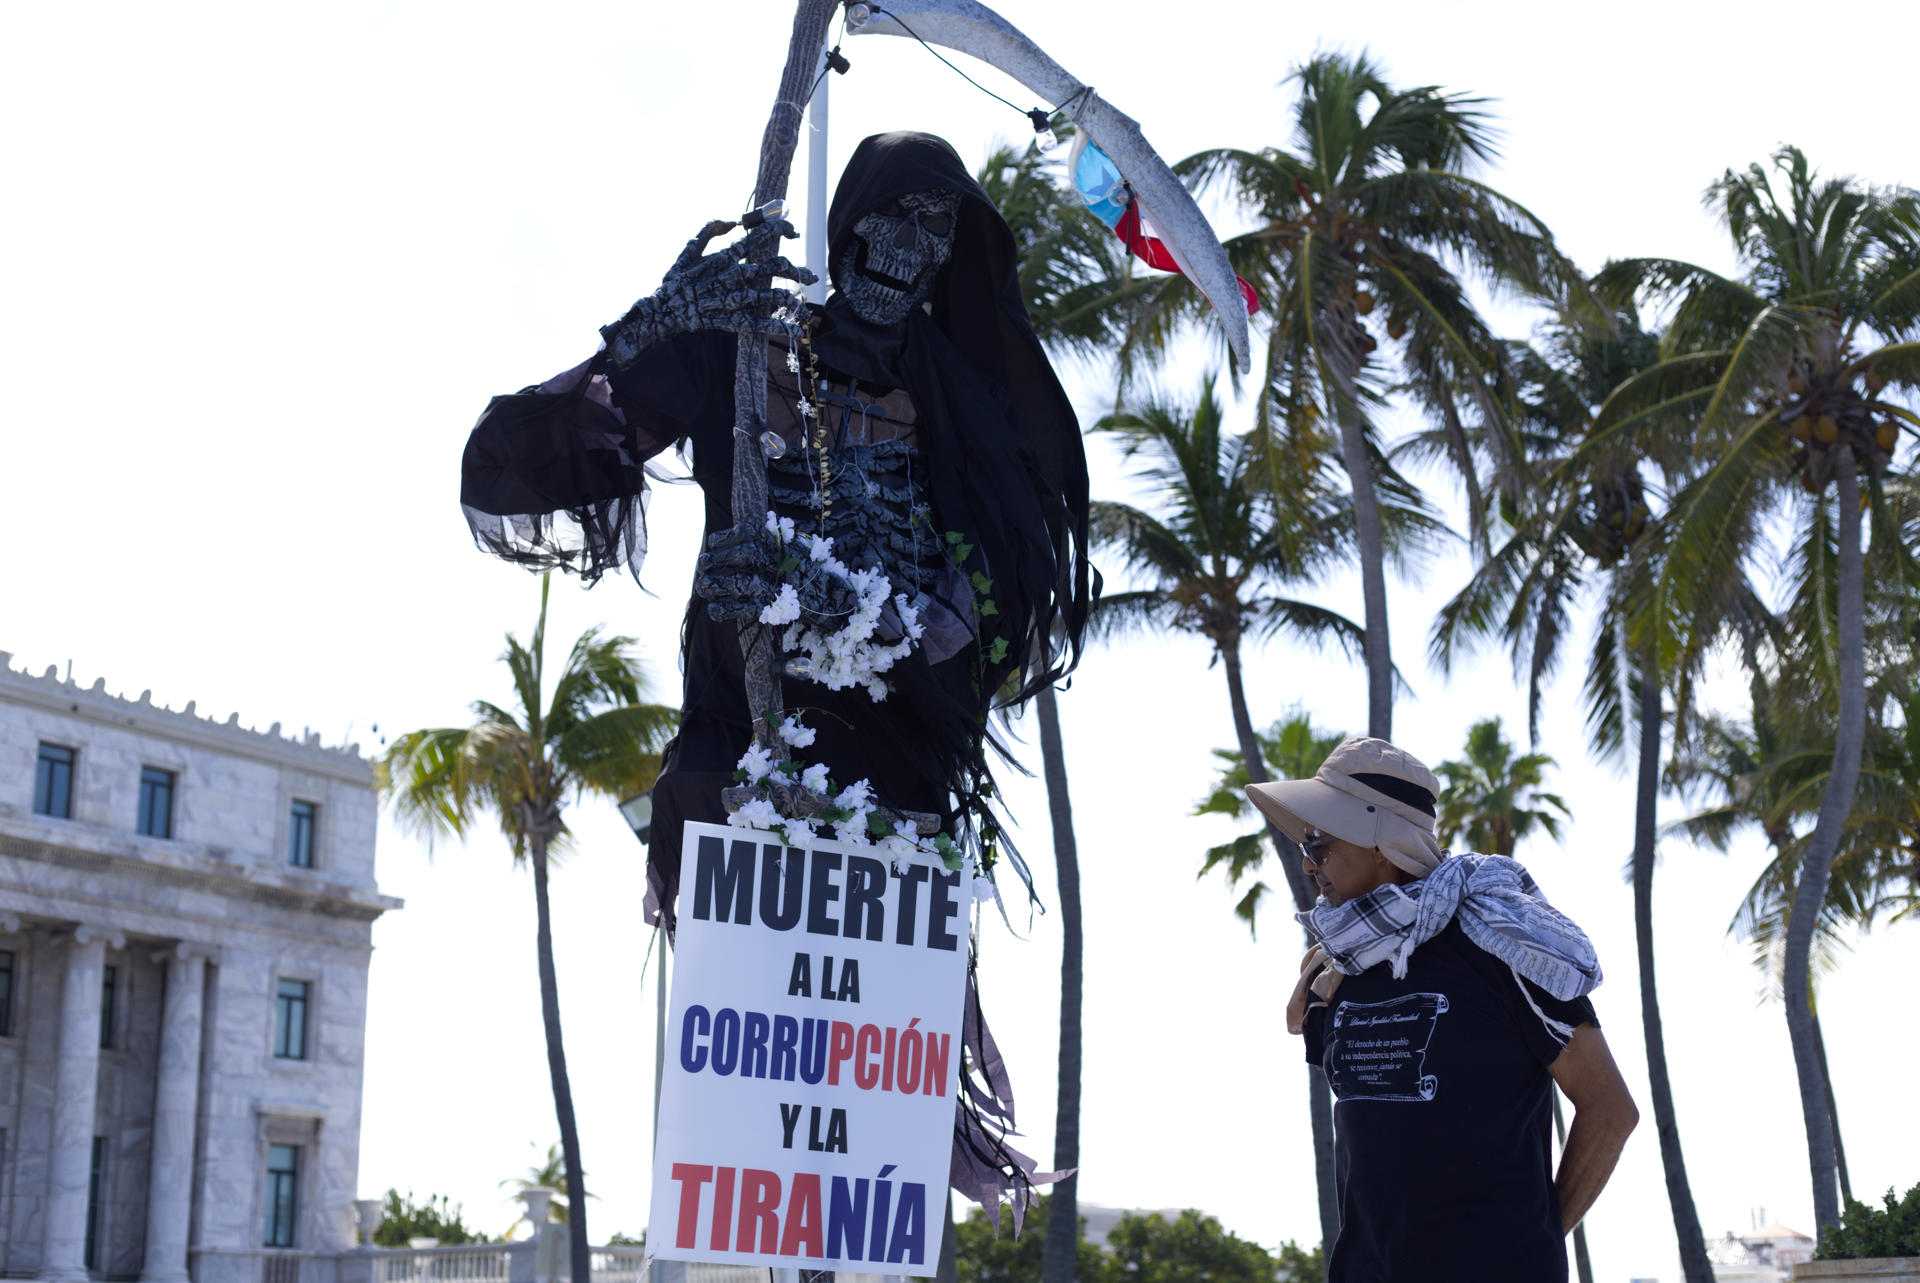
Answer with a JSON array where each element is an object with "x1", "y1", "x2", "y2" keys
[{"x1": 849, "y1": 0, "x2": 1251, "y2": 373}]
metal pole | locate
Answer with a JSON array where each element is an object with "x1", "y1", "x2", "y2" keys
[
  {"x1": 805, "y1": 40, "x2": 830, "y2": 304},
  {"x1": 652, "y1": 933, "x2": 668, "y2": 1146},
  {"x1": 650, "y1": 932, "x2": 672, "y2": 1283}
]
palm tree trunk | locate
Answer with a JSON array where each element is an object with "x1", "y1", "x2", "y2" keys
[
  {"x1": 1812, "y1": 1008, "x2": 1851, "y2": 1205},
  {"x1": 531, "y1": 832, "x2": 592, "y2": 1283},
  {"x1": 1551, "y1": 1092, "x2": 1594, "y2": 1283},
  {"x1": 1631, "y1": 657, "x2": 1714, "y2": 1283},
  {"x1": 1220, "y1": 642, "x2": 1339, "y2": 1252},
  {"x1": 1034, "y1": 684, "x2": 1083, "y2": 1283},
  {"x1": 1333, "y1": 412, "x2": 1393, "y2": 740},
  {"x1": 1218, "y1": 645, "x2": 1315, "y2": 911},
  {"x1": 1785, "y1": 451, "x2": 1866, "y2": 1236}
]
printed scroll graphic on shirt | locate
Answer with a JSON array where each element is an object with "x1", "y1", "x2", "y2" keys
[{"x1": 1327, "y1": 994, "x2": 1450, "y2": 1102}]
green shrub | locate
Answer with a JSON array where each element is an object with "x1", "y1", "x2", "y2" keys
[
  {"x1": 370, "y1": 1189, "x2": 484, "y2": 1247},
  {"x1": 1817, "y1": 1183, "x2": 1920, "y2": 1260}
]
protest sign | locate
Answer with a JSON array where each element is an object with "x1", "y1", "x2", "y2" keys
[{"x1": 647, "y1": 821, "x2": 972, "y2": 1276}]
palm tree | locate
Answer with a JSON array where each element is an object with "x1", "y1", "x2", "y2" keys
[
  {"x1": 1671, "y1": 656, "x2": 1920, "y2": 1206},
  {"x1": 380, "y1": 576, "x2": 679, "y2": 1283},
  {"x1": 1193, "y1": 709, "x2": 1346, "y2": 933},
  {"x1": 1588, "y1": 146, "x2": 1919, "y2": 1232},
  {"x1": 1114, "y1": 51, "x2": 1580, "y2": 739},
  {"x1": 976, "y1": 133, "x2": 1128, "y2": 1283},
  {"x1": 1434, "y1": 717, "x2": 1569, "y2": 855},
  {"x1": 1431, "y1": 306, "x2": 1723, "y2": 1283},
  {"x1": 1090, "y1": 378, "x2": 1403, "y2": 1248},
  {"x1": 501, "y1": 1141, "x2": 591, "y2": 1230}
]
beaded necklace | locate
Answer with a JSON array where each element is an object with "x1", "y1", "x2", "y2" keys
[{"x1": 773, "y1": 309, "x2": 834, "y2": 526}]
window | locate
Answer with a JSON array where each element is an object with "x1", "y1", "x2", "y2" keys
[
  {"x1": 35, "y1": 743, "x2": 76, "y2": 818},
  {"x1": 100, "y1": 965, "x2": 117, "y2": 1049},
  {"x1": 0, "y1": 951, "x2": 13, "y2": 1037},
  {"x1": 274, "y1": 980, "x2": 310, "y2": 1060},
  {"x1": 85, "y1": 1136, "x2": 105, "y2": 1269},
  {"x1": 137, "y1": 767, "x2": 175, "y2": 838},
  {"x1": 264, "y1": 1144, "x2": 298, "y2": 1247},
  {"x1": 289, "y1": 800, "x2": 316, "y2": 868}
]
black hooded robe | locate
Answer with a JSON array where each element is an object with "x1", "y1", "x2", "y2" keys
[{"x1": 461, "y1": 132, "x2": 1090, "y2": 927}]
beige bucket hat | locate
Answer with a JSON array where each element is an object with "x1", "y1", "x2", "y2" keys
[{"x1": 1246, "y1": 736, "x2": 1445, "y2": 878}]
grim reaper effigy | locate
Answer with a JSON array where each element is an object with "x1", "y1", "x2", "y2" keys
[{"x1": 459, "y1": 0, "x2": 1252, "y2": 1228}]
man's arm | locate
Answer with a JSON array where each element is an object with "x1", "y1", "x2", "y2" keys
[{"x1": 1548, "y1": 1023, "x2": 1639, "y2": 1234}]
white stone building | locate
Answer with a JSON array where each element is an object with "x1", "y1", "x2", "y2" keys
[
  {"x1": 1706, "y1": 1221, "x2": 1818, "y2": 1281},
  {"x1": 0, "y1": 655, "x2": 397, "y2": 1283}
]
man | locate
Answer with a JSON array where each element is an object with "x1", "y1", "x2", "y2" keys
[{"x1": 1248, "y1": 736, "x2": 1638, "y2": 1282}]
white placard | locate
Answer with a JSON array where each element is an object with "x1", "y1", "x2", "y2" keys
[{"x1": 648, "y1": 821, "x2": 971, "y2": 1276}]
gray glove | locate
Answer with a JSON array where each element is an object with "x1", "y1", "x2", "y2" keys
[
  {"x1": 601, "y1": 217, "x2": 817, "y2": 368},
  {"x1": 693, "y1": 524, "x2": 782, "y2": 622}
]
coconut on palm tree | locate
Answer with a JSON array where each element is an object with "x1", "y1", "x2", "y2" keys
[
  {"x1": 380, "y1": 576, "x2": 678, "y2": 1283},
  {"x1": 1587, "y1": 145, "x2": 1919, "y2": 1233}
]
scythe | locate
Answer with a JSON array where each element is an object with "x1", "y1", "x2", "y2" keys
[{"x1": 730, "y1": 0, "x2": 1250, "y2": 755}]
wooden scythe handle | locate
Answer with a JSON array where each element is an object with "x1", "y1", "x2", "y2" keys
[{"x1": 730, "y1": 0, "x2": 840, "y2": 752}]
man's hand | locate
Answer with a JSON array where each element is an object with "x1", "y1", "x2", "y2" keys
[
  {"x1": 1287, "y1": 945, "x2": 1340, "y2": 1034},
  {"x1": 601, "y1": 217, "x2": 818, "y2": 368},
  {"x1": 1549, "y1": 1023, "x2": 1639, "y2": 1234}
]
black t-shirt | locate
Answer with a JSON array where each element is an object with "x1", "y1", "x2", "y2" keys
[{"x1": 1303, "y1": 919, "x2": 1598, "y2": 1283}]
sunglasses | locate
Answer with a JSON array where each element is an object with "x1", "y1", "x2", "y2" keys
[{"x1": 1302, "y1": 828, "x2": 1339, "y2": 868}]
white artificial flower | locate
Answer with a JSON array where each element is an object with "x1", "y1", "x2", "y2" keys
[
  {"x1": 800, "y1": 762, "x2": 831, "y2": 793},
  {"x1": 728, "y1": 797, "x2": 782, "y2": 831},
  {"x1": 808, "y1": 534, "x2": 834, "y2": 563},
  {"x1": 737, "y1": 743, "x2": 776, "y2": 784},
  {"x1": 880, "y1": 833, "x2": 921, "y2": 872},
  {"x1": 786, "y1": 814, "x2": 819, "y2": 853},
  {"x1": 896, "y1": 595, "x2": 926, "y2": 641},
  {"x1": 786, "y1": 350, "x2": 801, "y2": 373},
  {"x1": 972, "y1": 875, "x2": 996, "y2": 903},
  {"x1": 778, "y1": 716, "x2": 818, "y2": 748},
  {"x1": 835, "y1": 779, "x2": 874, "y2": 810},
  {"x1": 759, "y1": 583, "x2": 801, "y2": 627}
]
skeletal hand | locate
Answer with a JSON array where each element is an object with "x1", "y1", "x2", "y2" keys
[
  {"x1": 693, "y1": 522, "x2": 781, "y2": 622},
  {"x1": 601, "y1": 218, "x2": 817, "y2": 368}
]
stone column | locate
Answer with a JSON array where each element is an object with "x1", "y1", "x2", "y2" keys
[
  {"x1": 138, "y1": 946, "x2": 208, "y2": 1283},
  {"x1": 37, "y1": 924, "x2": 124, "y2": 1283}
]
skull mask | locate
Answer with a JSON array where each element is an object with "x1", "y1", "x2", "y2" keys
[{"x1": 834, "y1": 187, "x2": 961, "y2": 325}]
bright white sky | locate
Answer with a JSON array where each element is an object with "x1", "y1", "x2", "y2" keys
[{"x1": 4, "y1": 2, "x2": 1917, "y2": 1279}]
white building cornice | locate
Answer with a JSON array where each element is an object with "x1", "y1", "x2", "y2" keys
[
  {"x1": 0, "y1": 824, "x2": 402, "y2": 925},
  {"x1": 0, "y1": 652, "x2": 373, "y2": 786}
]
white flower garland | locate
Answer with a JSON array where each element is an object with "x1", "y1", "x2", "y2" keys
[
  {"x1": 756, "y1": 512, "x2": 926, "y2": 701},
  {"x1": 727, "y1": 711, "x2": 988, "y2": 891},
  {"x1": 728, "y1": 514, "x2": 990, "y2": 898}
]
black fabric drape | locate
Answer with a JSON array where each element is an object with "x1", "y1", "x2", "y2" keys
[{"x1": 461, "y1": 131, "x2": 1093, "y2": 924}]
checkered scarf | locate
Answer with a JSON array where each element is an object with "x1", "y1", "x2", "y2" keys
[{"x1": 1295, "y1": 853, "x2": 1603, "y2": 1002}]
